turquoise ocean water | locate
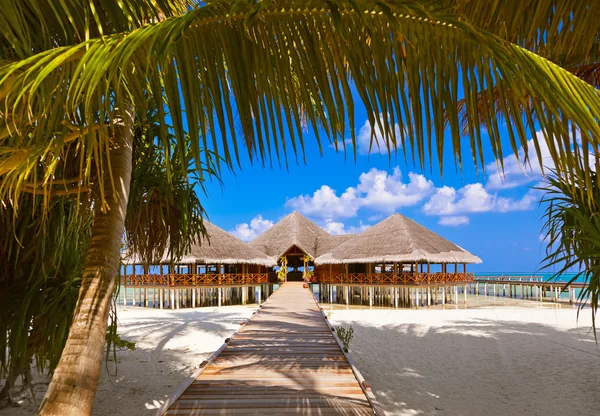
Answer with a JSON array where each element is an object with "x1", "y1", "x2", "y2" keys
[{"x1": 474, "y1": 272, "x2": 587, "y2": 284}]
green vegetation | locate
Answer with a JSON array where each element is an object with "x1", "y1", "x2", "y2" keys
[
  {"x1": 539, "y1": 163, "x2": 600, "y2": 333},
  {"x1": 105, "y1": 332, "x2": 136, "y2": 352},
  {"x1": 336, "y1": 325, "x2": 355, "y2": 352},
  {"x1": 278, "y1": 256, "x2": 288, "y2": 282},
  {"x1": 0, "y1": 1, "x2": 599, "y2": 414}
]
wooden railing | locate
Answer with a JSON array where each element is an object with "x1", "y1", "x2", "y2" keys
[
  {"x1": 475, "y1": 276, "x2": 543, "y2": 282},
  {"x1": 312, "y1": 272, "x2": 474, "y2": 285},
  {"x1": 122, "y1": 273, "x2": 269, "y2": 286}
]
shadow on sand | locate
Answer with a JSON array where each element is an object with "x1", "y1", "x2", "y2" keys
[{"x1": 333, "y1": 316, "x2": 600, "y2": 416}]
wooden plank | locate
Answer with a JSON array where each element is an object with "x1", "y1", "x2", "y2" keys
[
  {"x1": 159, "y1": 282, "x2": 376, "y2": 415},
  {"x1": 165, "y1": 408, "x2": 374, "y2": 415}
]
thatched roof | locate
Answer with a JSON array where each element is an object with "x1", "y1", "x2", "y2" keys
[
  {"x1": 249, "y1": 212, "x2": 331, "y2": 259},
  {"x1": 124, "y1": 221, "x2": 276, "y2": 266},
  {"x1": 315, "y1": 234, "x2": 357, "y2": 256},
  {"x1": 314, "y1": 214, "x2": 481, "y2": 265}
]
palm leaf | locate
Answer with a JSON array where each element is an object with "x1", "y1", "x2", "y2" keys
[
  {"x1": 450, "y1": 0, "x2": 600, "y2": 63},
  {"x1": 538, "y1": 165, "x2": 600, "y2": 336},
  {"x1": 2, "y1": 1, "x2": 600, "y2": 209}
]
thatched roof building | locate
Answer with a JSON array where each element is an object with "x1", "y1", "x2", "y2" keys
[
  {"x1": 314, "y1": 214, "x2": 481, "y2": 265},
  {"x1": 249, "y1": 212, "x2": 332, "y2": 259},
  {"x1": 125, "y1": 221, "x2": 276, "y2": 267}
]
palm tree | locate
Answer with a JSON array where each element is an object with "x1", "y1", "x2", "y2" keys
[
  {"x1": 538, "y1": 162, "x2": 600, "y2": 333},
  {"x1": 1, "y1": 1, "x2": 599, "y2": 414},
  {"x1": 0, "y1": 104, "x2": 211, "y2": 406}
]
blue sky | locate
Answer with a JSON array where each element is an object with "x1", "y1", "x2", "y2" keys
[{"x1": 195, "y1": 97, "x2": 557, "y2": 274}]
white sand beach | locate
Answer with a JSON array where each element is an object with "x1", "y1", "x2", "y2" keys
[
  {"x1": 328, "y1": 300, "x2": 600, "y2": 416},
  {"x1": 2, "y1": 305, "x2": 257, "y2": 416},
  {"x1": 2, "y1": 299, "x2": 599, "y2": 415}
]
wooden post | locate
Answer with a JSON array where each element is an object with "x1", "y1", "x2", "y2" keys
[
  {"x1": 414, "y1": 262, "x2": 418, "y2": 284},
  {"x1": 132, "y1": 264, "x2": 137, "y2": 306},
  {"x1": 123, "y1": 265, "x2": 128, "y2": 308},
  {"x1": 218, "y1": 287, "x2": 222, "y2": 307},
  {"x1": 569, "y1": 287, "x2": 574, "y2": 304},
  {"x1": 170, "y1": 289, "x2": 174, "y2": 310},
  {"x1": 159, "y1": 288, "x2": 163, "y2": 310}
]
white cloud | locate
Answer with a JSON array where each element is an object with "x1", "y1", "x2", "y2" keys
[
  {"x1": 485, "y1": 135, "x2": 554, "y2": 190},
  {"x1": 495, "y1": 190, "x2": 539, "y2": 213},
  {"x1": 423, "y1": 183, "x2": 538, "y2": 216},
  {"x1": 438, "y1": 216, "x2": 470, "y2": 227},
  {"x1": 286, "y1": 185, "x2": 360, "y2": 219},
  {"x1": 229, "y1": 215, "x2": 274, "y2": 242},
  {"x1": 485, "y1": 131, "x2": 596, "y2": 190},
  {"x1": 356, "y1": 168, "x2": 434, "y2": 211},
  {"x1": 286, "y1": 167, "x2": 434, "y2": 218},
  {"x1": 322, "y1": 219, "x2": 370, "y2": 235}
]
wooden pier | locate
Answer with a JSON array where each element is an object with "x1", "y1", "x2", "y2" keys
[
  {"x1": 472, "y1": 277, "x2": 588, "y2": 303},
  {"x1": 157, "y1": 282, "x2": 380, "y2": 415}
]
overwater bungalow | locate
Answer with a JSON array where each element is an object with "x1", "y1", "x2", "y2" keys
[
  {"x1": 122, "y1": 221, "x2": 276, "y2": 308},
  {"x1": 249, "y1": 211, "x2": 354, "y2": 281},
  {"x1": 249, "y1": 211, "x2": 480, "y2": 285},
  {"x1": 121, "y1": 212, "x2": 481, "y2": 308},
  {"x1": 313, "y1": 213, "x2": 481, "y2": 285}
]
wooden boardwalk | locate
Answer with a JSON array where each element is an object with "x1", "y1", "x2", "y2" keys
[{"x1": 159, "y1": 282, "x2": 378, "y2": 415}]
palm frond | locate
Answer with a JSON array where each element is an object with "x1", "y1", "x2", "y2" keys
[
  {"x1": 0, "y1": 195, "x2": 92, "y2": 381},
  {"x1": 454, "y1": 62, "x2": 600, "y2": 137},
  {"x1": 0, "y1": 0, "x2": 194, "y2": 60},
  {"x1": 124, "y1": 107, "x2": 219, "y2": 266},
  {"x1": 450, "y1": 0, "x2": 600, "y2": 63},
  {"x1": 2, "y1": 1, "x2": 600, "y2": 211},
  {"x1": 538, "y1": 166, "x2": 600, "y2": 336}
]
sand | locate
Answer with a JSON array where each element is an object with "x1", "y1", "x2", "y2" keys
[
  {"x1": 1, "y1": 305, "x2": 257, "y2": 415},
  {"x1": 2, "y1": 297, "x2": 599, "y2": 416},
  {"x1": 327, "y1": 300, "x2": 600, "y2": 416}
]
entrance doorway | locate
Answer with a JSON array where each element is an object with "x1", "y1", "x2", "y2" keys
[{"x1": 279, "y1": 245, "x2": 314, "y2": 282}]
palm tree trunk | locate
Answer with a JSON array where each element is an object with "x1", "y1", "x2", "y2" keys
[{"x1": 39, "y1": 108, "x2": 135, "y2": 416}]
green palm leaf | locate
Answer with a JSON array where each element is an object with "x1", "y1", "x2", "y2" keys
[
  {"x1": 538, "y1": 164, "x2": 600, "y2": 336},
  {"x1": 2, "y1": 1, "x2": 600, "y2": 208}
]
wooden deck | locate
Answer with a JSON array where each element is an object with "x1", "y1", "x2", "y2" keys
[{"x1": 159, "y1": 282, "x2": 378, "y2": 415}]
